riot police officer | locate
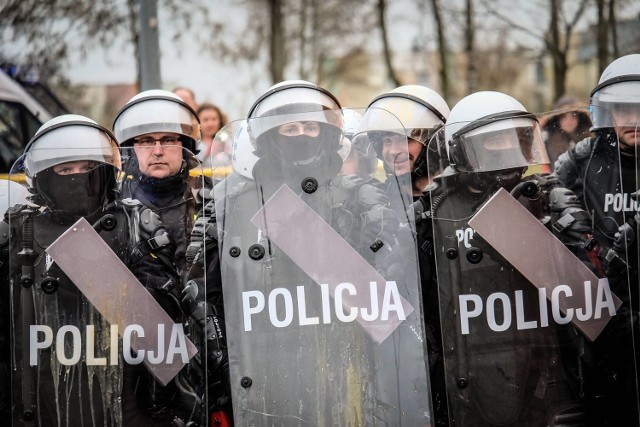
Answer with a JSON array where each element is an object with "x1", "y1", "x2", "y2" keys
[
  {"x1": 113, "y1": 91, "x2": 228, "y2": 424},
  {"x1": 554, "y1": 54, "x2": 640, "y2": 426},
  {"x1": 112, "y1": 89, "x2": 211, "y2": 277},
  {"x1": 554, "y1": 54, "x2": 639, "y2": 269},
  {"x1": 429, "y1": 91, "x2": 598, "y2": 425},
  {"x1": 212, "y1": 80, "x2": 431, "y2": 425},
  {"x1": 0, "y1": 114, "x2": 189, "y2": 426},
  {"x1": 364, "y1": 84, "x2": 450, "y2": 425}
]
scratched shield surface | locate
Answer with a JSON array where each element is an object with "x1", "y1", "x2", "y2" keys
[
  {"x1": 214, "y1": 109, "x2": 432, "y2": 426},
  {"x1": 425, "y1": 110, "x2": 640, "y2": 425},
  {"x1": 8, "y1": 147, "x2": 209, "y2": 426}
]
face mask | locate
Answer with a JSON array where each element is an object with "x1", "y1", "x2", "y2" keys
[
  {"x1": 36, "y1": 166, "x2": 108, "y2": 217},
  {"x1": 272, "y1": 134, "x2": 323, "y2": 164}
]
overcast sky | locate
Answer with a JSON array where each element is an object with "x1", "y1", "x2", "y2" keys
[{"x1": 59, "y1": 0, "x2": 639, "y2": 121}]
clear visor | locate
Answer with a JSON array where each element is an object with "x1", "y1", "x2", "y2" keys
[
  {"x1": 356, "y1": 106, "x2": 405, "y2": 137},
  {"x1": 591, "y1": 100, "x2": 640, "y2": 129},
  {"x1": 367, "y1": 96, "x2": 444, "y2": 136},
  {"x1": 450, "y1": 118, "x2": 548, "y2": 173},
  {"x1": 250, "y1": 86, "x2": 340, "y2": 119},
  {"x1": 23, "y1": 125, "x2": 121, "y2": 177},
  {"x1": 114, "y1": 98, "x2": 200, "y2": 144},
  {"x1": 247, "y1": 109, "x2": 344, "y2": 147}
]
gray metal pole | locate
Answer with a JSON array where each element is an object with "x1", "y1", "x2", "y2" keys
[{"x1": 139, "y1": 0, "x2": 162, "y2": 90}]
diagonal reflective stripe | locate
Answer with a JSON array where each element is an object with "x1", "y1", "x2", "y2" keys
[
  {"x1": 469, "y1": 188, "x2": 622, "y2": 342},
  {"x1": 251, "y1": 184, "x2": 414, "y2": 344},
  {"x1": 46, "y1": 218, "x2": 197, "y2": 386}
]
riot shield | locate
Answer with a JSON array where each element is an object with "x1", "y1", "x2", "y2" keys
[
  {"x1": 1, "y1": 178, "x2": 30, "y2": 215},
  {"x1": 8, "y1": 145, "x2": 209, "y2": 426},
  {"x1": 215, "y1": 108, "x2": 431, "y2": 425},
  {"x1": 426, "y1": 109, "x2": 640, "y2": 425}
]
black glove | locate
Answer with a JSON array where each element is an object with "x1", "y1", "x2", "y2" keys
[{"x1": 181, "y1": 281, "x2": 230, "y2": 411}]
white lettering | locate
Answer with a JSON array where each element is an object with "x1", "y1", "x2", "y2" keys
[
  {"x1": 86, "y1": 325, "x2": 107, "y2": 366},
  {"x1": 28, "y1": 323, "x2": 188, "y2": 366},
  {"x1": 320, "y1": 284, "x2": 332, "y2": 324},
  {"x1": 110, "y1": 325, "x2": 119, "y2": 365},
  {"x1": 361, "y1": 282, "x2": 380, "y2": 321},
  {"x1": 603, "y1": 193, "x2": 640, "y2": 213},
  {"x1": 576, "y1": 281, "x2": 594, "y2": 321},
  {"x1": 515, "y1": 290, "x2": 537, "y2": 330},
  {"x1": 269, "y1": 288, "x2": 294, "y2": 327},
  {"x1": 538, "y1": 288, "x2": 549, "y2": 327},
  {"x1": 57, "y1": 325, "x2": 81, "y2": 365},
  {"x1": 30, "y1": 325, "x2": 53, "y2": 366},
  {"x1": 458, "y1": 280, "x2": 617, "y2": 335},
  {"x1": 551, "y1": 285, "x2": 573, "y2": 324},
  {"x1": 242, "y1": 291, "x2": 265, "y2": 332},
  {"x1": 594, "y1": 278, "x2": 617, "y2": 319},
  {"x1": 297, "y1": 286, "x2": 319, "y2": 326},
  {"x1": 459, "y1": 294, "x2": 483, "y2": 334},
  {"x1": 147, "y1": 324, "x2": 165, "y2": 364},
  {"x1": 166, "y1": 324, "x2": 189, "y2": 364},
  {"x1": 123, "y1": 324, "x2": 144, "y2": 364},
  {"x1": 335, "y1": 283, "x2": 358, "y2": 322},
  {"x1": 487, "y1": 293, "x2": 511, "y2": 332},
  {"x1": 604, "y1": 193, "x2": 614, "y2": 212},
  {"x1": 381, "y1": 281, "x2": 406, "y2": 321}
]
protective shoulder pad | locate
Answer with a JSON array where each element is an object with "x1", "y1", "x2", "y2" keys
[{"x1": 139, "y1": 207, "x2": 166, "y2": 237}]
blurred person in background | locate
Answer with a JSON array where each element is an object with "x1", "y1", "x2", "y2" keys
[
  {"x1": 539, "y1": 95, "x2": 592, "y2": 168},
  {"x1": 196, "y1": 103, "x2": 230, "y2": 167},
  {"x1": 173, "y1": 87, "x2": 199, "y2": 112}
]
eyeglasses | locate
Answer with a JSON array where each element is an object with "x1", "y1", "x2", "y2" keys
[{"x1": 133, "y1": 136, "x2": 182, "y2": 147}]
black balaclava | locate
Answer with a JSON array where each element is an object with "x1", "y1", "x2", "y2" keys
[
  {"x1": 253, "y1": 125, "x2": 343, "y2": 186},
  {"x1": 34, "y1": 164, "x2": 115, "y2": 220}
]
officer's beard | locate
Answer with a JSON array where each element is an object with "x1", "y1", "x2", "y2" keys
[{"x1": 36, "y1": 167, "x2": 110, "y2": 220}]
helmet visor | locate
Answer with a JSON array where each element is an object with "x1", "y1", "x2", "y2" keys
[
  {"x1": 248, "y1": 108, "x2": 343, "y2": 143},
  {"x1": 249, "y1": 86, "x2": 340, "y2": 119},
  {"x1": 113, "y1": 98, "x2": 200, "y2": 145},
  {"x1": 367, "y1": 96, "x2": 444, "y2": 137},
  {"x1": 23, "y1": 125, "x2": 121, "y2": 177},
  {"x1": 450, "y1": 118, "x2": 548, "y2": 173},
  {"x1": 591, "y1": 81, "x2": 640, "y2": 128}
]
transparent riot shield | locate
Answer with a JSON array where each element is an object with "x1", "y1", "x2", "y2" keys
[
  {"x1": 8, "y1": 145, "x2": 209, "y2": 426},
  {"x1": 215, "y1": 108, "x2": 431, "y2": 425},
  {"x1": 0, "y1": 178, "x2": 30, "y2": 215},
  {"x1": 425, "y1": 109, "x2": 639, "y2": 425}
]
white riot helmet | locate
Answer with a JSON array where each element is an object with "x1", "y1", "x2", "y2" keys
[
  {"x1": 23, "y1": 114, "x2": 121, "y2": 181},
  {"x1": 226, "y1": 120, "x2": 258, "y2": 179},
  {"x1": 246, "y1": 80, "x2": 344, "y2": 162},
  {"x1": 590, "y1": 54, "x2": 640, "y2": 129},
  {"x1": 365, "y1": 85, "x2": 450, "y2": 177},
  {"x1": 112, "y1": 89, "x2": 201, "y2": 152},
  {"x1": 445, "y1": 91, "x2": 548, "y2": 174},
  {"x1": 21, "y1": 114, "x2": 121, "y2": 215}
]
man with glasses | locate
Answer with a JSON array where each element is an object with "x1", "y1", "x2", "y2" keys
[
  {"x1": 113, "y1": 90, "x2": 227, "y2": 425},
  {"x1": 113, "y1": 89, "x2": 207, "y2": 275}
]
